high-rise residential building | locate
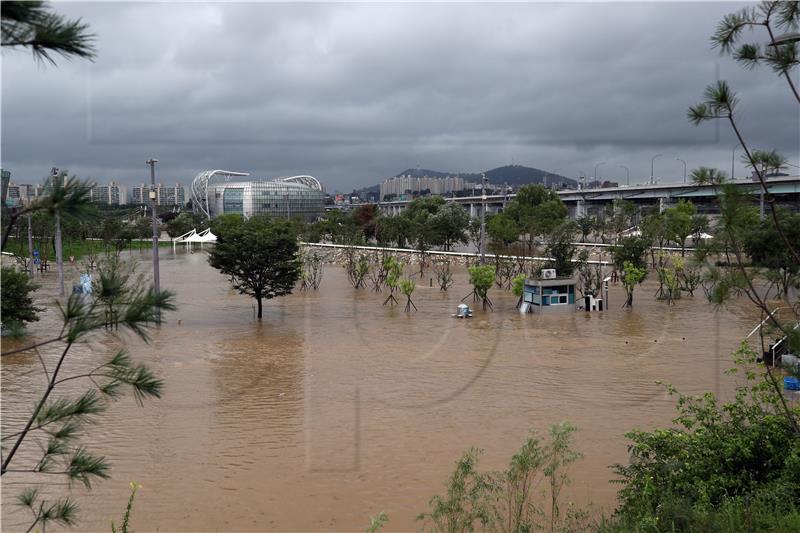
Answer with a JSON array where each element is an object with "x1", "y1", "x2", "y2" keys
[
  {"x1": 130, "y1": 183, "x2": 186, "y2": 206},
  {"x1": 1, "y1": 169, "x2": 10, "y2": 205},
  {"x1": 5, "y1": 182, "x2": 36, "y2": 206},
  {"x1": 89, "y1": 181, "x2": 127, "y2": 205},
  {"x1": 379, "y1": 174, "x2": 471, "y2": 200},
  {"x1": 130, "y1": 184, "x2": 147, "y2": 205},
  {"x1": 2, "y1": 169, "x2": 37, "y2": 207}
]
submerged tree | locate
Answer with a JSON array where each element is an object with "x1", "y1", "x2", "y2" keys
[
  {"x1": 382, "y1": 257, "x2": 403, "y2": 306},
  {"x1": 503, "y1": 184, "x2": 568, "y2": 255},
  {"x1": 486, "y1": 212, "x2": 521, "y2": 254},
  {"x1": 574, "y1": 216, "x2": 596, "y2": 243},
  {"x1": 299, "y1": 250, "x2": 324, "y2": 291},
  {"x1": 545, "y1": 222, "x2": 577, "y2": 277},
  {"x1": 664, "y1": 200, "x2": 699, "y2": 257},
  {"x1": 208, "y1": 215, "x2": 300, "y2": 319},
  {"x1": 621, "y1": 261, "x2": 646, "y2": 308},
  {"x1": 613, "y1": 235, "x2": 650, "y2": 273},
  {"x1": 654, "y1": 253, "x2": 682, "y2": 305},
  {"x1": 466, "y1": 265, "x2": 496, "y2": 311},
  {"x1": 400, "y1": 278, "x2": 417, "y2": 312},
  {"x1": 433, "y1": 258, "x2": 454, "y2": 292},
  {"x1": 346, "y1": 253, "x2": 370, "y2": 289},
  {"x1": 367, "y1": 251, "x2": 389, "y2": 292},
  {"x1": 493, "y1": 255, "x2": 516, "y2": 289},
  {"x1": 511, "y1": 273, "x2": 526, "y2": 309},
  {"x1": 743, "y1": 209, "x2": 800, "y2": 298},
  {"x1": 575, "y1": 250, "x2": 603, "y2": 298},
  {"x1": 431, "y1": 202, "x2": 471, "y2": 251}
]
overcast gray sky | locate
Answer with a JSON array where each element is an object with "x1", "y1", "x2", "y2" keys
[{"x1": 2, "y1": 1, "x2": 799, "y2": 192}]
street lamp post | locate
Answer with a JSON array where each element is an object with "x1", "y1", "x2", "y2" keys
[
  {"x1": 651, "y1": 153, "x2": 663, "y2": 185},
  {"x1": 619, "y1": 165, "x2": 630, "y2": 186},
  {"x1": 677, "y1": 158, "x2": 687, "y2": 183},
  {"x1": 594, "y1": 161, "x2": 606, "y2": 186},
  {"x1": 51, "y1": 167, "x2": 65, "y2": 296},
  {"x1": 731, "y1": 145, "x2": 738, "y2": 180},
  {"x1": 146, "y1": 159, "x2": 161, "y2": 295},
  {"x1": 479, "y1": 173, "x2": 488, "y2": 265},
  {"x1": 27, "y1": 212, "x2": 34, "y2": 278}
]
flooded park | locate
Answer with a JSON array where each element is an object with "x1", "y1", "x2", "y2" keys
[{"x1": 1, "y1": 247, "x2": 762, "y2": 532}]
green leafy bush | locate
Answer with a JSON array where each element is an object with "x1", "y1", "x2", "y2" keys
[
  {"x1": 468, "y1": 265, "x2": 496, "y2": 311},
  {"x1": 611, "y1": 344, "x2": 800, "y2": 530},
  {"x1": 1, "y1": 266, "x2": 42, "y2": 332}
]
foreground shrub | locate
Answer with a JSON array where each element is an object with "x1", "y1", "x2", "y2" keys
[
  {"x1": 599, "y1": 496, "x2": 800, "y2": 533},
  {"x1": 611, "y1": 344, "x2": 800, "y2": 530},
  {"x1": 417, "y1": 422, "x2": 587, "y2": 533}
]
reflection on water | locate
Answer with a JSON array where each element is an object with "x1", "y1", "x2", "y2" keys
[{"x1": 1, "y1": 249, "x2": 756, "y2": 531}]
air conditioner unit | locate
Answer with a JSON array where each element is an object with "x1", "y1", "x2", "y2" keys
[{"x1": 541, "y1": 269, "x2": 556, "y2": 279}]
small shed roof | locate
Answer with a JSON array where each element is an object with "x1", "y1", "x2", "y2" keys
[{"x1": 525, "y1": 277, "x2": 577, "y2": 287}]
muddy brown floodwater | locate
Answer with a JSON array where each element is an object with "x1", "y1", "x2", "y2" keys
[{"x1": 1, "y1": 249, "x2": 759, "y2": 532}]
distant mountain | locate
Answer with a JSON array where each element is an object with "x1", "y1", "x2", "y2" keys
[
  {"x1": 483, "y1": 165, "x2": 576, "y2": 188},
  {"x1": 393, "y1": 168, "x2": 479, "y2": 180},
  {"x1": 356, "y1": 165, "x2": 576, "y2": 197}
]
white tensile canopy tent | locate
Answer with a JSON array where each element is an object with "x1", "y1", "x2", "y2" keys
[
  {"x1": 621, "y1": 227, "x2": 642, "y2": 237},
  {"x1": 172, "y1": 228, "x2": 217, "y2": 252}
]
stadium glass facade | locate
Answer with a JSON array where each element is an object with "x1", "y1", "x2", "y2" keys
[{"x1": 209, "y1": 179, "x2": 325, "y2": 221}]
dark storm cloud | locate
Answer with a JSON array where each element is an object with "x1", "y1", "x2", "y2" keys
[{"x1": 2, "y1": 2, "x2": 798, "y2": 191}]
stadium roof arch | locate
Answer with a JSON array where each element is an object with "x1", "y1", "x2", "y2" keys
[
  {"x1": 191, "y1": 170, "x2": 250, "y2": 219},
  {"x1": 276, "y1": 175, "x2": 323, "y2": 191}
]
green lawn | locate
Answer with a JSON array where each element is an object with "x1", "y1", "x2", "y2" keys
[{"x1": 5, "y1": 238, "x2": 174, "y2": 262}]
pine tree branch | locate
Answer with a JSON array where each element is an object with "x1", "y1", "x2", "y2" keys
[
  {"x1": 764, "y1": 21, "x2": 800, "y2": 103},
  {"x1": 1, "y1": 336, "x2": 66, "y2": 357},
  {"x1": 2, "y1": 340, "x2": 73, "y2": 475}
]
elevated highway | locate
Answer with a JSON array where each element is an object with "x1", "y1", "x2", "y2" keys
[{"x1": 377, "y1": 176, "x2": 800, "y2": 218}]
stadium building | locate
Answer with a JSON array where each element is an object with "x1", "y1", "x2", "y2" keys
[{"x1": 191, "y1": 170, "x2": 325, "y2": 221}]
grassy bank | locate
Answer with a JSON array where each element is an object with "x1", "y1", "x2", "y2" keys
[{"x1": 4, "y1": 238, "x2": 174, "y2": 262}]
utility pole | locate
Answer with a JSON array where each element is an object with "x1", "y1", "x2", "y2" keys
[
  {"x1": 146, "y1": 159, "x2": 160, "y2": 295},
  {"x1": 479, "y1": 172, "x2": 487, "y2": 265}
]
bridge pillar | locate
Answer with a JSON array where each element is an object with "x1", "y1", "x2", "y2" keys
[{"x1": 576, "y1": 198, "x2": 585, "y2": 218}]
